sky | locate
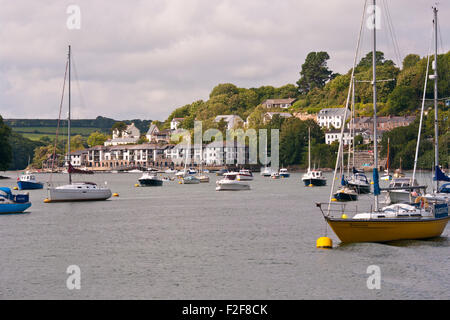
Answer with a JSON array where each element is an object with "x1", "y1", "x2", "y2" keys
[{"x1": 0, "y1": 0, "x2": 448, "y2": 121}]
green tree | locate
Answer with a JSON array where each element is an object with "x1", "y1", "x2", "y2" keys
[
  {"x1": 8, "y1": 132, "x2": 45, "y2": 170},
  {"x1": 296, "y1": 51, "x2": 334, "y2": 95},
  {"x1": 111, "y1": 121, "x2": 127, "y2": 137},
  {"x1": 0, "y1": 115, "x2": 12, "y2": 171},
  {"x1": 87, "y1": 131, "x2": 108, "y2": 147}
]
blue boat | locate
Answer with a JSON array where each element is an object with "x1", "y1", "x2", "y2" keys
[
  {"x1": 17, "y1": 173, "x2": 43, "y2": 190},
  {"x1": 279, "y1": 168, "x2": 290, "y2": 178},
  {"x1": 0, "y1": 187, "x2": 31, "y2": 214}
]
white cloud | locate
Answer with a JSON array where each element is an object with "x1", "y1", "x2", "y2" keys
[{"x1": 0, "y1": 0, "x2": 448, "y2": 120}]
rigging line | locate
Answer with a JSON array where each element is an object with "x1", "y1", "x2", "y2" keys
[
  {"x1": 50, "y1": 59, "x2": 69, "y2": 183},
  {"x1": 327, "y1": 0, "x2": 368, "y2": 217},
  {"x1": 412, "y1": 24, "x2": 434, "y2": 184},
  {"x1": 382, "y1": 0, "x2": 402, "y2": 66},
  {"x1": 70, "y1": 51, "x2": 88, "y2": 114}
]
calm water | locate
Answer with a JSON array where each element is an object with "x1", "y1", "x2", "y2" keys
[{"x1": 0, "y1": 170, "x2": 448, "y2": 299}]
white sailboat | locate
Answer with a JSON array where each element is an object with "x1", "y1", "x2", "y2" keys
[
  {"x1": 302, "y1": 127, "x2": 326, "y2": 186},
  {"x1": 46, "y1": 46, "x2": 111, "y2": 202}
]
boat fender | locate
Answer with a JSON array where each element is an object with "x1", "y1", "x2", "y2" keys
[{"x1": 414, "y1": 196, "x2": 429, "y2": 209}]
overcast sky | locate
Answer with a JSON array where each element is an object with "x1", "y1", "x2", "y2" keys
[{"x1": 0, "y1": 0, "x2": 448, "y2": 121}]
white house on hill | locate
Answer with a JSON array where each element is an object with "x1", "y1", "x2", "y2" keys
[
  {"x1": 104, "y1": 123, "x2": 141, "y2": 146},
  {"x1": 317, "y1": 108, "x2": 348, "y2": 129},
  {"x1": 214, "y1": 115, "x2": 244, "y2": 130}
]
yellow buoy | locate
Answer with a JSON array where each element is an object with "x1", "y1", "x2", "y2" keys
[
  {"x1": 316, "y1": 237, "x2": 333, "y2": 249},
  {"x1": 331, "y1": 198, "x2": 337, "y2": 202},
  {"x1": 341, "y1": 214, "x2": 348, "y2": 219},
  {"x1": 113, "y1": 193, "x2": 119, "y2": 197},
  {"x1": 44, "y1": 198, "x2": 51, "y2": 203},
  {"x1": 370, "y1": 181, "x2": 374, "y2": 185},
  {"x1": 309, "y1": 184, "x2": 313, "y2": 187},
  {"x1": 179, "y1": 181, "x2": 182, "y2": 184},
  {"x1": 134, "y1": 184, "x2": 139, "y2": 187},
  {"x1": 13, "y1": 186, "x2": 18, "y2": 190}
]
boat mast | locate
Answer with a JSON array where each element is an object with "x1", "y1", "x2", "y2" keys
[
  {"x1": 68, "y1": 45, "x2": 72, "y2": 185},
  {"x1": 308, "y1": 127, "x2": 311, "y2": 172},
  {"x1": 433, "y1": 6, "x2": 439, "y2": 192},
  {"x1": 372, "y1": 0, "x2": 379, "y2": 211}
]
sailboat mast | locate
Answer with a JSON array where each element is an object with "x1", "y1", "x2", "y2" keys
[
  {"x1": 68, "y1": 45, "x2": 72, "y2": 185},
  {"x1": 308, "y1": 127, "x2": 311, "y2": 171},
  {"x1": 372, "y1": 0, "x2": 379, "y2": 211},
  {"x1": 433, "y1": 6, "x2": 439, "y2": 192}
]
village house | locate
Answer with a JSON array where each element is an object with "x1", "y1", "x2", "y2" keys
[
  {"x1": 317, "y1": 108, "x2": 348, "y2": 129},
  {"x1": 263, "y1": 112, "x2": 292, "y2": 124},
  {"x1": 214, "y1": 115, "x2": 244, "y2": 130},
  {"x1": 146, "y1": 124, "x2": 171, "y2": 143},
  {"x1": 170, "y1": 118, "x2": 185, "y2": 130},
  {"x1": 104, "y1": 123, "x2": 141, "y2": 146},
  {"x1": 262, "y1": 98, "x2": 296, "y2": 109},
  {"x1": 348, "y1": 115, "x2": 416, "y2": 132}
]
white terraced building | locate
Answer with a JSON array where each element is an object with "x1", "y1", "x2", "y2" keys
[{"x1": 317, "y1": 108, "x2": 348, "y2": 129}]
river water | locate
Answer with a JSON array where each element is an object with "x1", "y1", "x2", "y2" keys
[{"x1": 0, "y1": 170, "x2": 448, "y2": 299}]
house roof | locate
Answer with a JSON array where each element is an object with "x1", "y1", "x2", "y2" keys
[
  {"x1": 262, "y1": 98, "x2": 296, "y2": 105},
  {"x1": 146, "y1": 124, "x2": 159, "y2": 135},
  {"x1": 318, "y1": 108, "x2": 348, "y2": 117}
]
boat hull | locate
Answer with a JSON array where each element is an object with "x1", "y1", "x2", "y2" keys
[
  {"x1": 138, "y1": 179, "x2": 163, "y2": 186},
  {"x1": 280, "y1": 173, "x2": 290, "y2": 178},
  {"x1": 347, "y1": 183, "x2": 371, "y2": 194},
  {"x1": 216, "y1": 182, "x2": 250, "y2": 191},
  {"x1": 17, "y1": 181, "x2": 43, "y2": 190},
  {"x1": 0, "y1": 203, "x2": 32, "y2": 214},
  {"x1": 302, "y1": 178, "x2": 326, "y2": 187},
  {"x1": 237, "y1": 175, "x2": 253, "y2": 181},
  {"x1": 326, "y1": 216, "x2": 450, "y2": 243},
  {"x1": 389, "y1": 190, "x2": 414, "y2": 204},
  {"x1": 333, "y1": 192, "x2": 358, "y2": 201},
  {"x1": 47, "y1": 187, "x2": 112, "y2": 202}
]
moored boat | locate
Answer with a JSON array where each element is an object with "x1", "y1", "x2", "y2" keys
[
  {"x1": 216, "y1": 172, "x2": 250, "y2": 191},
  {"x1": 138, "y1": 172, "x2": 163, "y2": 186},
  {"x1": 279, "y1": 168, "x2": 290, "y2": 178},
  {"x1": 17, "y1": 173, "x2": 43, "y2": 190},
  {"x1": 182, "y1": 175, "x2": 200, "y2": 184},
  {"x1": 0, "y1": 187, "x2": 31, "y2": 214},
  {"x1": 237, "y1": 169, "x2": 253, "y2": 181}
]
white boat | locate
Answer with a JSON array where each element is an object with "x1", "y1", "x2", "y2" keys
[
  {"x1": 165, "y1": 168, "x2": 177, "y2": 174},
  {"x1": 387, "y1": 177, "x2": 422, "y2": 204},
  {"x1": 196, "y1": 175, "x2": 210, "y2": 183},
  {"x1": 260, "y1": 166, "x2": 272, "y2": 177},
  {"x1": 237, "y1": 169, "x2": 253, "y2": 181},
  {"x1": 182, "y1": 175, "x2": 200, "y2": 184},
  {"x1": 302, "y1": 127, "x2": 327, "y2": 186},
  {"x1": 216, "y1": 172, "x2": 250, "y2": 191},
  {"x1": 271, "y1": 172, "x2": 280, "y2": 179},
  {"x1": 279, "y1": 168, "x2": 290, "y2": 178},
  {"x1": 48, "y1": 182, "x2": 112, "y2": 201},
  {"x1": 46, "y1": 46, "x2": 111, "y2": 202}
]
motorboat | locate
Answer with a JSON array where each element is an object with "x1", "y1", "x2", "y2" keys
[
  {"x1": 216, "y1": 172, "x2": 250, "y2": 191},
  {"x1": 17, "y1": 173, "x2": 43, "y2": 190},
  {"x1": 182, "y1": 175, "x2": 200, "y2": 184},
  {"x1": 237, "y1": 169, "x2": 253, "y2": 181},
  {"x1": 279, "y1": 168, "x2": 290, "y2": 178},
  {"x1": 347, "y1": 168, "x2": 371, "y2": 194},
  {"x1": 271, "y1": 172, "x2": 280, "y2": 179},
  {"x1": 165, "y1": 168, "x2": 177, "y2": 174},
  {"x1": 333, "y1": 187, "x2": 358, "y2": 202},
  {"x1": 302, "y1": 169, "x2": 327, "y2": 186},
  {"x1": 386, "y1": 177, "x2": 423, "y2": 204},
  {"x1": 0, "y1": 187, "x2": 31, "y2": 214},
  {"x1": 138, "y1": 172, "x2": 163, "y2": 186}
]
